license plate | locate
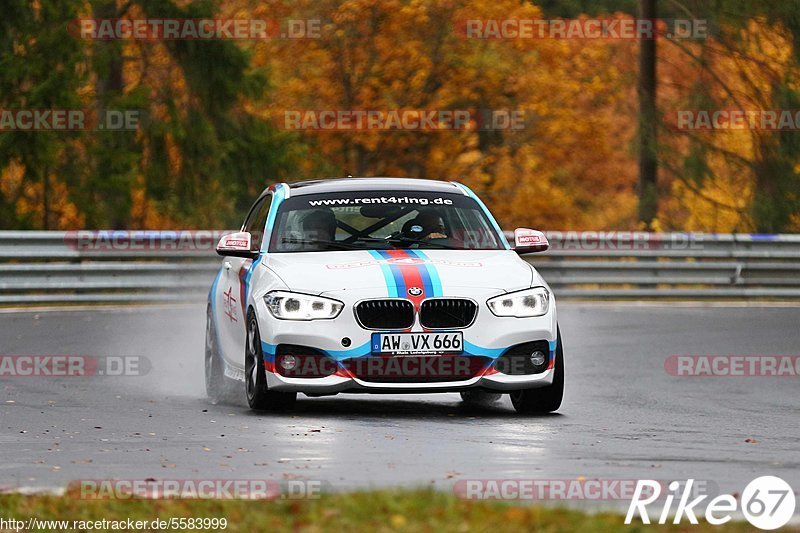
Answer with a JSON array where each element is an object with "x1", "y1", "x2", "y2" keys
[{"x1": 371, "y1": 332, "x2": 463, "y2": 355}]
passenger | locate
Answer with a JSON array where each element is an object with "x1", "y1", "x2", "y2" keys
[
  {"x1": 302, "y1": 209, "x2": 337, "y2": 246},
  {"x1": 403, "y1": 209, "x2": 447, "y2": 240}
]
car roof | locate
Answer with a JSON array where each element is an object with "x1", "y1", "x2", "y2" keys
[{"x1": 280, "y1": 177, "x2": 467, "y2": 197}]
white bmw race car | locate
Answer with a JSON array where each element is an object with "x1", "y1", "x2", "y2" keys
[{"x1": 206, "y1": 177, "x2": 564, "y2": 414}]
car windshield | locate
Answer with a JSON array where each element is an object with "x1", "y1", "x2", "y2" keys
[{"x1": 268, "y1": 191, "x2": 506, "y2": 252}]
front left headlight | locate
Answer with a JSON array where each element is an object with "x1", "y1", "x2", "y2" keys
[
  {"x1": 264, "y1": 291, "x2": 344, "y2": 320},
  {"x1": 487, "y1": 287, "x2": 550, "y2": 318}
]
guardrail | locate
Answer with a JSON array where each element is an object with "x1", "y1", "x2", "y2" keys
[{"x1": 1, "y1": 231, "x2": 800, "y2": 304}]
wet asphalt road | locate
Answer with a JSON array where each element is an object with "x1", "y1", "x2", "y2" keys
[{"x1": 1, "y1": 303, "x2": 799, "y2": 505}]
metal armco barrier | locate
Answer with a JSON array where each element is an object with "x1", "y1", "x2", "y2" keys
[{"x1": 1, "y1": 230, "x2": 800, "y2": 304}]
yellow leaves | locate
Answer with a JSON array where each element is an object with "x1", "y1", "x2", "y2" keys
[
  {"x1": 504, "y1": 506, "x2": 528, "y2": 522},
  {"x1": 789, "y1": 213, "x2": 800, "y2": 232},
  {"x1": 655, "y1": 16, "x2": 800, "y2": 230},
  {"x1": 165, "y1": 132, "x2": 183, "y2": 178},
  {"x1": 0, "y1": 159, "x2": 25, "y2": 198},
  {"x1": 664, "y1": 177, "x2": 752, "y2": 232},
  {"x1": 389, "y1": 514, "x2": 407, "y2": 528},
  {"x1": 2, "y1": 161, "x2": 85, "y2": 229},
  {"x1": 130, "y1": 180, "x2": 173, "y2": 229},
  {"x1": 744, "y1": 17, "x2": 793, "y2": 67}
]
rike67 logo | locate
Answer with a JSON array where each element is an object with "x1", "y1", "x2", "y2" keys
[{"x1": 626, "y1": 476, "x2": 796, "y2": 530}]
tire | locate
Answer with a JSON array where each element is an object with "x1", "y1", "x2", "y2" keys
[
  {"x1": 509, "y1": 327, "x2": 564, "y2": 414},
  {"x1": 460, "y1": 390, "x2": 503, "y2": 405},
  {"x1": 245, "y1": 310, "x2": 297, "y2": 411},
  {"x1": 205, "y1": 306, "x2": 238, "y2": 402}
]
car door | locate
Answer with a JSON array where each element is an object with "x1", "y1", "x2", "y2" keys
[{"x1": 215, "y1": 194, "x2": 271, "y2": 367}]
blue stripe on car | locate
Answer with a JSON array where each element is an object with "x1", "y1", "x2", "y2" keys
[
  {"x1": 368, "y1": 250, "x2": 399, "y2": 297},
  {"x1": 260, "y1": 340, "x2": 276, "y2": 363},
  {"x1": 208, "y1": 268, "x2": 222, "y2": 338},
  {"x1": 409, "y1": 250, "x2": 443, "y2": 297},
  {"x1": 374, "y1": 250, "x2": 407, "y2": 296},
  {"x1": 263, "y1": 183, "x2": 286, "y2": 241},
  {"x1": 261, "y1": 340, "x2": 371, "y2": 362},
  {"x1": 462, "y1": 340, "x2": 507, "y2": 358}
]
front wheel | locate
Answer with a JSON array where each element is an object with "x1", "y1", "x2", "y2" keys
[
  {"x1": 245, "y1": 311, "x2": 297, "y2": 411},
  {"x1": 509, "y1": 328, "x2": 564, "y2": 414}
]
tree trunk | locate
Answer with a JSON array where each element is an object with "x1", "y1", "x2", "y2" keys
[{"x1": 637, "y1": 0, "x2": 658, "y2": 227}]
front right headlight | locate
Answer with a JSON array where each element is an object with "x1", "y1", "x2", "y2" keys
[
  {"x1": 264, "y1": 291, "x2": 344, "y2": 320},
  {"x1": 487, "y1": 287, "x2": 550, "y2": 318}
]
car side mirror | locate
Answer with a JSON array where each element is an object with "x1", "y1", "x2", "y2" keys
[
  {"x1": 513, "y1": 228, "x2": 549, "y2": 254},
  {"x1": 216, "y1": 231, "x2": 258, "y2": 259}
]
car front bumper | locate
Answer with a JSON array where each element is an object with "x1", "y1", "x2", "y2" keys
[{"x1": 252, "y1": 286, "x2": 558, "y2": 394}]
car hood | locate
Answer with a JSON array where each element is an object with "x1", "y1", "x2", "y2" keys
[{"x1": 261, "y1": 249, "x2": 541, "y2": 296}]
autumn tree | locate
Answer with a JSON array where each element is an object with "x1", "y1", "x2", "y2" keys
[
  {"x1": 253, "y1": 0, "x2": 638, "y2": 229},
  {"x1": 0, "y1": 0, "x2": 293, "y2": 230},
  {"x1": 657, "y1": 3, "x2": 800, "y2": 231}
]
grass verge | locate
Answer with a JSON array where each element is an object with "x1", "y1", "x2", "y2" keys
[{"x1": 0, "y1": 489, "x2": 771, "y2": 532}]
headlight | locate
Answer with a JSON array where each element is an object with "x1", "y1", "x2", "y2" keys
[
  {"x1": 487, "y1": 287, "x2": 549, "y2": 318},
  {"x1": 264, "y1": 291, "x2": 343, "y2": 320}
]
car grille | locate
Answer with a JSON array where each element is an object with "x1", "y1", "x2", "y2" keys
[
  {"x1": 419, "y1": 299, "x2": 478, "y2": 329},
  {"x1": 355, "y1": 299, "x2": 415, "y2": 329},
  {"x1": 341, "y1": 355, "x2": 491, "y2": 383}
]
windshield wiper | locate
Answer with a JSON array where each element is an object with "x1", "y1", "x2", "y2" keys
[
  {"x1": 354, "y1": 236, "x2": 458, "y2": 249},
  {"x1": 280, "y1": 238, "x2": 362, "y2": 251}
]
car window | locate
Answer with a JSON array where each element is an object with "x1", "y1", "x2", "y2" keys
[
  {"x1": 268, "y1": 191, "x2": 505, "y2": 252},
  {"x1": 243, "y1": 195, "x2": 272, "y2": 251}
]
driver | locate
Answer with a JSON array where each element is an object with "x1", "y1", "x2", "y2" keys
[
  {"x1": 302, "y1": 209, "x2": 337, "y2": 243},
  {"x1": 403, "y1": 209, "x2": 447, "y2": 240}
]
